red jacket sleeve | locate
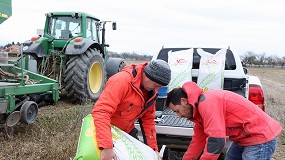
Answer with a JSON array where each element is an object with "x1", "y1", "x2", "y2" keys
[
  {"x1": 183, "y1": 121, "x2": 207, "y2": 160},
  {"x1": 140, "y1": 103, "x2": 158, "y2": 151},
  {"x1": 91, "y1": 75, "x2": 127, "y2": 149},
  {"x1": 198, "y1": 95, "x2": 226, "y2": 159}
]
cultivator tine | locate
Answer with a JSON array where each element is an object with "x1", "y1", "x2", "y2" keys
[{"x1": 4, "y1": 124, "x2": 14, "y2": 139}]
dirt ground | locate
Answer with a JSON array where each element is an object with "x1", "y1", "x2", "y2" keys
[{"x1": 0, "y1": 66, "x2": 284, "y2": 159}]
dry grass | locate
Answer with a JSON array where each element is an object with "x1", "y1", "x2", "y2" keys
[
  {"x1": 0, "y1": 65, "x2": 284, "y2": 159},
  {"x1": 0, "y1": 100, "x2": 94, "y2": 159}
]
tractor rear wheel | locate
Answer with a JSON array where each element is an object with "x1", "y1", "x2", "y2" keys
[{"x1": 64, "y1": 48, "x2": 106, "y2": 103}]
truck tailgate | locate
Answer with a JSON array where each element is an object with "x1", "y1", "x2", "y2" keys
[{"x1": 135, "y1": 108, "x2": 194, "y2": 137}]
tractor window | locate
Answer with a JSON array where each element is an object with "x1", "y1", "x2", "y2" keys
[
  {"x1": 69, "y1": 20, "x2": 81, "y2": 37},
  {"x1": 86, "y1": 18, "x2": 99, "y2": 42},
  {"x1": 92, "y1": 21, "x2": 99, "y2": 42},
  {"x1": 48, "y1": 16, "x2": 81, "y2": 39},
  {"x1": 86, "y1": 18, "x2": 92, "y2": 39}
]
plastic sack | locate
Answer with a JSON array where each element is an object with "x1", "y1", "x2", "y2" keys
[
  {"x1": 167, "y1": 48, "x2": 193, "y2": 91},
  {"x1": 197, "y1": 48, "x2": 226, "y2": 91},
  {"x1": 74, "y1": 114, "x2": 159, "y2": 160}
]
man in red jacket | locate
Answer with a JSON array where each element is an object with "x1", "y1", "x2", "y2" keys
[
  {"x1": 92, "y1": 59, "x2": 171, "y2": 160},
  {"x1": 166, "y1": 81, "x2": 282, "y2": 160}
]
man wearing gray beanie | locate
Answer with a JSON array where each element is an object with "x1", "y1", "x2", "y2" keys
[{"x1": 92, "y1": 59, "x2": 171, "y2": 160}]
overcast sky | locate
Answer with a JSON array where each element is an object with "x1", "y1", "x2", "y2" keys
[{"x1": 0, "y1": 0, "x2": 285, "y2": 57}]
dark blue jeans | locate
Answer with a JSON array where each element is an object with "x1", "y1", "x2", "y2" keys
[{"x1": 225, "y1": 138, "x2": 277, "y2": 160}]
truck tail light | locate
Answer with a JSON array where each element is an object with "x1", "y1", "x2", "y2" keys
[{"x1": 249, "y1": 84, "x2": 265, "y2": 111}]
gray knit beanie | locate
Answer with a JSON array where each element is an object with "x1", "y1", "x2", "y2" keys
[{"x1": 144, "y1": 59, "x2": 171, "y2": 86}]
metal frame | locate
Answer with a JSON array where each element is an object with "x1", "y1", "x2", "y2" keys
[{"x1": 0, "y1": 65, "x2": 59, "y2": 113}]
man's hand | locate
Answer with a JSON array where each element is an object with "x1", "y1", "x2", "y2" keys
[{"x1": 100, "y1": 148, "x2": 117, "y2": 160}]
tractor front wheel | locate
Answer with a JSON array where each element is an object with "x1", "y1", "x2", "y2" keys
[{"x1": 64, "y1": 48, "x2": 106, "y2": 103}]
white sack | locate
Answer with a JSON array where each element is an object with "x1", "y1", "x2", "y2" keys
[
  {"x1": 168, "y1": 48, "x2": 193, "y2": 91},
  {"x1": 197, "y1": 48, "x2": 226, "y2": 91}
]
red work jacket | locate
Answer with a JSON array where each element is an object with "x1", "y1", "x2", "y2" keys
[
  {"x1": 182, "y1": 82, "x2": 282, "y2": 160},
  {"x1": 91, "y1": 63, "x2": 159, "y2": 151}
]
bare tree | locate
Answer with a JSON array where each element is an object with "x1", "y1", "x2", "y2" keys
[
  {"x1": 276, "y1": 57, "x2": 284, "y2": 67},
  {"x1": 257, "y1": 52, "x2": 266, "y2": 67},
  {"x1": 241, "y1": 51, "x2": 257, "y2": 67},
  {"x1": 265, "y1": 55, "x2": 279, "y2": 67}
]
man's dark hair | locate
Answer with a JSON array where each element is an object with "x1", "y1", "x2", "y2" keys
[{"x1": 166, "y1": 87, "x2": 188, "y2": 107}]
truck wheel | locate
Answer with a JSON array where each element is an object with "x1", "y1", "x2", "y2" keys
[
  {"x1": 20, "y1": 101, "x2": 38, "y2": 124},
  {"x1": 64, "y1": 48, "x2": 106, "y2": 103}
]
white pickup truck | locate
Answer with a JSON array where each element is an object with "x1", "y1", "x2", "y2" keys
[{"x1": 135, "y1": 47, "x2": 265, "y2": 160}]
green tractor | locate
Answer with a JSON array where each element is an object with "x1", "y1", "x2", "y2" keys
[{"x1": 21, "y1": 12, "x2": 126, "y2": 103}]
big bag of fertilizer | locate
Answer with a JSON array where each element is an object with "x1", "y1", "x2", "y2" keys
[
  {"x1": 167, "y1": 48, "x2": 194, "y2": 91},
  {"x1": 197, "y1": 48, "x2": 226, "y2": 91},
  {"x1": 74, "y1": 114, "x2": 160, "y2": 160}
]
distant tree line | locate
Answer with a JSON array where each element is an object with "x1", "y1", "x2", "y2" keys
[
  {"x1": 241, "y1": 51, "x2": 285, "y2": 68},
  {"x1": 108, "y1": 51, "x2": 152, "y2": 61}
]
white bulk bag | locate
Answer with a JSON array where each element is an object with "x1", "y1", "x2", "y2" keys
[
  {"x1": 197, "y1": 48, "x2": 226, "y2": 91},
  {"x1": 168, "y1": 48, "x2": 193, "y2": 91}
]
